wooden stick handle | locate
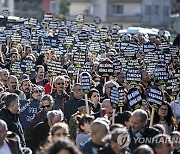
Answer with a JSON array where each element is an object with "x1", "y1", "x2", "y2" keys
[
  {"x1": 150, "y1": 108, "x2": 155, "y2": 127},
  {"x1": 85, "y1": 94, "x2": 89, "y2": 115}
]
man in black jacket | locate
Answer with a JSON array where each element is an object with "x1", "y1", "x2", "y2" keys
[
  {"x1": 129, "y1": 109, "x2": 159, "y2": 152},
  {"x1": 0, "y1": 93, "x2": 26, "y2": 147},
  {"x1": 64, "y1": 83, "x2": 83, "y2": 123}
]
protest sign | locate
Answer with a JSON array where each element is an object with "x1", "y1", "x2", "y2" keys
[
  {"x1": 143, "y1": 42, "x2": 156, "y2": 54},
  {"x1": 98, "y1": 59, "x2": 114, "y2": 77},
  {"x1": 127, "y1": 88, "x2": 142, "y2": 110},
  {"x1": 80, "y1": 61, "x2": 93, "y2": 74},
  {"x1": 153, "y1": 64, "x2": 169, "y2": 85},
  {"x1": 146, "y1": 86, "x2": 163, "y2": 109},
  {"x1": 10, "y1": 61, "x2": 23, "y2": 77},
  {"x1": 113, "y1": 54, "x2": 122, "y2": 75},
  {"x1": 47, "y1": 60, "x2": 63, "y2": 76},
  {"x1": 20, "y1": 58, "x2": 36, "y2": 79},
  {"x1": 126, "y1": 67, "x2": 141, "y2": 85},
  {"x1": 20, "y1": 100, "x2": 41, "y2": 129},
  {"x1": 73, "y1": 51, "x2": 86, "y2": 68}
]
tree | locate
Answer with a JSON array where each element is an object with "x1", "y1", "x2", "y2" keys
[{"x1": 59, "y1": 0, "x2": 69, "y2": 15}]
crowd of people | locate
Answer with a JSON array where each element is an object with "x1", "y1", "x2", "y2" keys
[{"x1": 0, "y1": 12, "x2": 179, "y2": 154}]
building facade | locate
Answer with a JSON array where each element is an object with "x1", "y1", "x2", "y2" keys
[{"x1": 67, "y1": 0, "x2": 171, "y2": 28}]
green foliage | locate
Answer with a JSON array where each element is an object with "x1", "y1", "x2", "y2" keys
[{"x1": 59, "y1": 0, "x2": 69, "y2": 15}]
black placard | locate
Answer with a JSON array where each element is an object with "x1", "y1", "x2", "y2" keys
[
  {"x1": 10, "y1": 61, "x2": 23, "y2": 77},
  {"x1": 20, "y1": 59, "x2": 36, "y2": 79},
  {"x1": 75, "y1": 14, "x2": 84, "y2": 23},
  {"x1": 89, "y1": 42, "x2": 100, "y2": 55},
  {"x1": 78, "y1": 31, "x2": 89, "y2": 41},
  {"x1": 127, "y1": 88, "x2": 142, "y2": 110},
  {"x1": 21, "y1": 28, "x2": 31, "y2": 39},
  {"x1": 11, "y1": 33, "x2": 22, "y2": 43},
  {"x1": 91, "y1": 31, "x2": 100, "y2": 41},
  {"x1": 2, "y1": 9, "x2": 10, "y2": 17},
  {"x1": 146, "y1": 86, "x2": 163, "y2": 109},
  {"x1": 80, "y1": 72, "x2": 91, "y2": 93},
  {"x1": 153, "y1": 64, "x2": 169, "y2": 85},
  {"x1": 94, "y1": 17, "x2": 101, "y2": 24},
  {"x1": 166, "y1": 77, "x2": 180, "y2": 96},
  {"x1": 126, "y1": 60, "x2": 141, "y2": 69},
  {"x1": 118, "y1": 86, "x2": 125, "y2": 107},
  {"x1": 143, "y1": 42, "x2": 156, "y2": 54},
  {"x1": 73, "y1": 51, "x2": 86, "y2": 68},
  {"x1": 126, "y1": 68, "x2": 141, "y2": 85},
  {"x1": 49, "y1": 20, "x2": 58, "y2": 30},
  {"x1": 80, "y1": 61, "x2": 93, "y2": 74},
  {"x1": 29, "y1": 18, "x2": 38, "y2": 27},
  {"x1": 113, "y1": 54, "x2": 122, "y2": 74},
  {"x1": 164, "y1": 50, "x2": 172, "y2": 65},
  {"x1": 47, "y1": 60, "x2": 63, "y2": 76},
  {"x1": 110, "y1": 86, "x2": 119, "y2": 109},
  {"x1": 0, "y1": 33, "x2": 6, "y2": 43},
  {"x1": 98, "y1": 59, "x2": 114, "y2": 77},
  {"x1": 58, "y1": 43, "x2": 67, "y2": 56},
  {"x1": 159, "y1": 41, "x2": 170, "y2": 50},
  {"x1": 111, "y1": 32, "x2": 119, "y2": 42},
  {"x1": 67, "y1": 64, "x2": 78, "y2": 79},
  {"x1": 44, "y1": 12, "x2": 53, "y2": 22},
  {"x1": 144, "y1": 51, "x2": 158, "y2": 65}
]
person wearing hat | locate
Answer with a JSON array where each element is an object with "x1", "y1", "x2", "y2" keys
[{"x1": 69, "y1": 99, "x2": 94, "y2": 142}]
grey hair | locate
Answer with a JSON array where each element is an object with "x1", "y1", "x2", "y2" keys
[
  {"x1": 0, "y1": 119, "x2": 8, "y2": 131},
  {"x1": 47, "y1": 110, "x2": 64, "y2": 122},
  {"x1": 40, "y1": 94, "x2": 54, "y2": 106},
  {"x1": 55, "y1": 75, "x2": 65, "y2": 83},
  {"x1": 132, "y1": 109, "x2": 148, "y2": 122},
  {"x1": 72, "y1": 83, "x2": 81, "y2": 91},
  {"x1": 0, "y1": 69, "x2": 9, "y2": 75}
]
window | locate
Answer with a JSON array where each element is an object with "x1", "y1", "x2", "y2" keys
[
  {"x1": 50, "y1": 1, "x2": 59, "y2": 14},
  {"x1": 145, "y1": 5, "x2": 151, "y2": 15},
  {"x1": 163, "y1": 6, "x2": 169, "y2": 16},
  {"x1": 154, "y1": 5, "x2": 159, "y2": 15},
  {"x1": 113, "y1": 5, "x2": 124, "y2": 14}
]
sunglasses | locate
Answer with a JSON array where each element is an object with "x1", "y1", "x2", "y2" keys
[
  {"x1": 41, "y1": 104, "x2": 51, "y2": 109},
  {"x1": 33, "y1": 90, "x2": 43, "y2": 94},
  {"x1": 54, "y1": 132, "x2": 68, "y2": 137},
  {"x1": 56, "y1": 82, "x2": 64, "y2": 85}
]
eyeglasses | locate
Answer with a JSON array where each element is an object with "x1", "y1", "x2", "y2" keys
[
  {"x1": 41, "y1": 104, "x2": 51, "y2": 109},
  {"x1": 33, "y1": 90, "x2": 43, "y2": 94},
  {"x1": 56, "y1": 82, "x2": 64, "y2": 85},
  {"x1": 54, "y1": 132, "x2": 68, "y2": 137}
]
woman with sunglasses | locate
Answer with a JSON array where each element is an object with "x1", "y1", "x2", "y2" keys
[{"x1": 20, "y1": 85, "x2": 44, "y2": 150}]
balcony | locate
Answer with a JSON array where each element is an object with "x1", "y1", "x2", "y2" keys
[
  {"x1": 106, "y1": 15, "x2": 142, "y2": 23},
  {"x1": 67, "y1": 0, "x2": 92, "y2": 2},
  {"x1": 108, "y1": 0, "x2": 142, "y2": 3},
  {"x1": 66, "y1": 14, "x2": 142, "y2": 23}
]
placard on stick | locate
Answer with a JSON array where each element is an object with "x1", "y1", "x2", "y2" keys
[
  {"x1": 126, "y1": 68, "x2": 141, "y2": 85},
  {"x1": 110, "y1": 86, "x2": 119, "y2": 109},
  {"x1": 73, "y1": 51, "x2": 86, "y2": 68},
  {"x1": 113, "y1": 54, "x2": 122, "y2": 75},
  {"x1": 98, "y1": 59, "x2": 114, "y2": 77},
  {"x1": 118, "y1": 86, "x2": 125, "y2": 107},
  {"x1": 80, "y1": 61, "x2": 93, "y2": 74},
  {"x1": 127, "y1": 88, "x2": 142, "y2": 110},
  {"x1": 166, "y1": 77, "x2": 180, "y2": 97},
  {"x1": 80, "y1": 72, "x2": 91, "y2": 94},
  {"x1": 20, "y1": 58, "x2": 36, "y2": 79},
  {"x1": 10, "y1": 61, "x2": 23, "y2": 77},
  {"x1": 47, "y1": 60, "x2": 63, "y2": 76},
  {"x1": 146, "y1": 86, "x2": 163, "y2": 109},
  {"x1": 153, "y1": 64, "x2": 169, "y2": 85}
]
